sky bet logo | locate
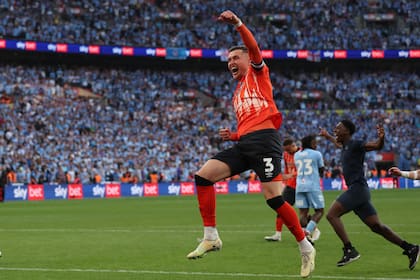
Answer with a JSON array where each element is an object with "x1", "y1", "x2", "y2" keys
[
  {"x1": 93, "y1": 184, "x2": 106, "y2": 198},
  {"x1": 13, "y1": 185, "x2": 28, "y2": 200},
  {"x1": 54, "y1": 185, "x2": 67, "y2": 199},
  {"x1": 168, "y1": 183, "x2": 181, "y2": 195},
  {"x1": 130, "y1": 184, "x2": 144, "y2": 196},
  {"x1": 236, "y1": 181, "x2": 248, "y2": 193}
]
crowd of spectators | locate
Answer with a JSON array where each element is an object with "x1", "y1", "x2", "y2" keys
[
  {"x1": 0, "y1": 0, "x2": 418, "y2": 50},
  {"x1": 0, "y1": 64, "x2": 418, "y2": 184}
]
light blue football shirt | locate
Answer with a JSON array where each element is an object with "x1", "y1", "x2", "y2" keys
[{"x1": 294, "y1": 148, "x2": 324, "y2": 192}]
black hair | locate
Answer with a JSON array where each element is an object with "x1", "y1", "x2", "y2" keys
[
  {"x1": 340, "y1": 119, "x2": 356, "y2": 135},
  {"x1": 283, "y1": 138, "x2": 294, "y2": 146},
  {"x1": 301, "y1": 134, "x2": 316, "y2": 150},
  {"x1": 228, "y1": 45, "x2": 248, "y2": 53}
]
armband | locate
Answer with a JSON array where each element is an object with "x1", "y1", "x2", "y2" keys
[{"x1": 234, "y1": 20, "x2": 243, "y2": 28}]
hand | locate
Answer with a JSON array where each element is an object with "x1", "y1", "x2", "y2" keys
[
  {"x1": 218, "y1": 10, "x2": 241, "y2": 25},
  {"x1": 388, "y1": 167, "x2": 402, "y2": 177},
  {"x1": 219, "y1": 128, "x2": 231, "y2": 141},
  {"x1": 376, "y1": 124, "x2": 385, "y2": 139},
  {"x1": 319, "y1": 127, "x2": 329, "y2": 138}
]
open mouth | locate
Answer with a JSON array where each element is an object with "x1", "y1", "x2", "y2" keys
[{"x1": 230, "y1": 67, "x2": 239, "y2": 75}]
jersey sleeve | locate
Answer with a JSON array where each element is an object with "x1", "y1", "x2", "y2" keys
[{"x1": 236, "y1": 24, "x2": 263, "y2": 66}]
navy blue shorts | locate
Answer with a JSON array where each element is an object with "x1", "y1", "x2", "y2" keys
[
  {"x1": 336, "y1": 182, "x2": 377, "y2": 220},
  {"x1": 212, "y1": 129, "x2": 282, "y2": 182},
  {"x1": 282, "y1": 186, "x2": 296, "y2": 205}
]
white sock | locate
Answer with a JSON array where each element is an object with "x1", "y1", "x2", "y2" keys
[
  {"x1": 275, "y1": 231, "x2": 282, "y2": 238},
  {"x1": 298, "y1": 238, "x2": 314, "y2": 253},
  {"x1": 204, "y1": 226, "x2": 219, "y2": 240}
]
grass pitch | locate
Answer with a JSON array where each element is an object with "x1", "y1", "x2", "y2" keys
[{"x1": 0, "y1": 189, "x2": 419, "y2": 280}]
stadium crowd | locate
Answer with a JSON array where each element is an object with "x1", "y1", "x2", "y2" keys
[
  {"x1": 0, "y1": 64, "x2": 418, "y2": 184},
  {"x1": 0, "y1": 0, "x2": 419, "y2": 49}
]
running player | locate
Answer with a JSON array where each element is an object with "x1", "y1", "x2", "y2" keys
[
  {"x1": 320, "y1": 120, "x2": 419, "y2": 269},
  {"x1": 186, "y1": 10, "x2": 316, "y2": 278},
  {"x1": 264, "y1": 138, "x2": 320, "y2": 241},
  {"x1": 294, "y1": 135, "x2": 325, "y2": 242}
]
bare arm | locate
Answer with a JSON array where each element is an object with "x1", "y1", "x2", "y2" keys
[
  {"x1": 319, "y1": 127, "x2": 342, "y2": 148},
  {"x1": 389, "y1": 167, "x2": 420, "y2": 180},
  {"x1": 364, "y1": 124, "x2": 385, "y2": 151}
]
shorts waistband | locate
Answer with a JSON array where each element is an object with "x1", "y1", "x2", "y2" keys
[{"x1": 239, "y1": 129, "x2": 278, "y2": 141}]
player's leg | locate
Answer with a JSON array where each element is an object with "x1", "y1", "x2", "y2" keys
[
  {"x1": 186, "y1": 158, "x2": 231, "y2": 259},
  {"x1": 327, "y1": 190, "x2": 360, "y2": 266},
  {"x1": 359, "y1": 206, "x2": 419, "y2": 270},
  {"x1": 263, "y1": 181, "x2": 315, "y2": 277},
  {"x1": 264, "y1": 214, "x2": 282, "y2": 241},
  {"x1": 265, "y1": 186, "x2": 294, "y2": 241},
  {"x1": 305, "y1": 191, "x2": 325, "y2": 241}
]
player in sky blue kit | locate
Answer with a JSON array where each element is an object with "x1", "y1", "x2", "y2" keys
[
  {"x1": 320, "y1": 120, "x2": 419, "y2": 270},
  {"x1": 294, "y1": 135, "x2": 325, "y2": 242}
]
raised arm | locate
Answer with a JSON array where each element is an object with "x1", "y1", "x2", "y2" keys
[
  {"x1": 319, "y1": 127, "x2": 342, "y2": 148},
  {"x1": 218, "y1": 10, "x2": 262, "y2": 65},
  {"x1": 364, "y1": 124, "x2": 385, "y2": 152}
]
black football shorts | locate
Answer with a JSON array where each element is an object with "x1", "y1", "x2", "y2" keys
[{"x1": 212, "y1": 129, "x2": 282, "y2": 182}]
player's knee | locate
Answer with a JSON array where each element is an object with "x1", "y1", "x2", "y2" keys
[
  {"x1": 326, "y1": 211, "x2": 336, "y2": 223},
  {"x1": 266, "y1": 196, "x2": 285, "y2": 210},
  {"x1": 369, "y1": 222, "x2": 384, "y2": 234},
  {"x1": 315, "y1": 209, "x2": 325, "y2": 218},
  {"x1": 194, "y1": 174, "x2": 214, "y2": 186}
]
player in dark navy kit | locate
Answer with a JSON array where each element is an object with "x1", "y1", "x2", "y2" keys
[{"x1": 320, "y1": 120, "x2": 419, "y2": 270}]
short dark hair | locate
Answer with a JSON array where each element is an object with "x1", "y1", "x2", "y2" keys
[
  {"x1": 228, "y1": 45, "x2": 248, "y2": 53},
  {"x1": 340, "y1": 119, "x2": 356, "y2": 135},
  {"x1": 283, "y1": 138, "x2": 294, "y2": 146},
  {"x1": 301, "y1": 135, "x2": 316, "y2": 150}
]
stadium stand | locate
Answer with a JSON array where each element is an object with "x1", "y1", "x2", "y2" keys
[{"x1": 0, "y1": 1, "x2": 418, "y2": 183}]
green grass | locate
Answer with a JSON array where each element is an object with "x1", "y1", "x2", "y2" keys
[{"x1": 0, "y1": 189, "x2": 419, "y2": 280}]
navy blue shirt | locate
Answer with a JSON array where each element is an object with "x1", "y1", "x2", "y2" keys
[{"x1": 341, "y1": 139, "x2": 366, "y2": 186}]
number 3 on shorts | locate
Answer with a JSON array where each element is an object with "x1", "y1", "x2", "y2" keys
[{"x1": 263, "y1": 157, "x2": 274, "y2": 177}]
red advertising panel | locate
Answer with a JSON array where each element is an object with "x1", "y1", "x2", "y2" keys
[
  {"x1": 0, "y1": 40, "x2": 6, "y2": 48},
  {"x1": 380, "y1": 177, "x2": 396, "y2": 189},
  {"x1": 214, "y1": 181, "x2": 228, "y2": 194},
  {"x1": 122, "y1": 47, "x2": 134, "y2": 56},
  {"x1": 25, "y1": 41, "x2": 37, "y2": 51},
  {"x1": 28, "y1": 184, "x2": 44, "y2": 200},
  {"x1": 189, "y1": 48, "x2": 202, "y2": 58},
  {"x1": 297, "y1": 50, "x2": 308, "y2": 59},
  {"x1": 248, "y1": 180, "x2": 262, "y2": 193},
  {"x1": 105, "y1": 183, "x2": 121, "y2": 198},
  {"x1": 155, "y1": 48, "x2": 166, "y2": 57},
  {"x1": 261, "y1": 50, "x2": 274, "y2": 58},
  {"x1": 180, "y1": 182, "x2": 195, "y2": 195},
  {"x1": 56, "y1": 43, "x2": 68, "y2": 53},
  {"x1": 334, "y1": 50, "x2": 347, "y2": 59},
  {"x1": 88, "y1": 45, "x2": 100, "y2": 54},
  {"x1": 371, "y1": 50, "x2": 384, "y2": 58},
  {"x1": 409, "y1": 50, "x2": 420, "y2": 58},
  {"x1": 144, "y1": 183, "x2": 159, "y2": 197},
  {"x1": 68, "y1": 184, "x2": 83, "y2": 199}
]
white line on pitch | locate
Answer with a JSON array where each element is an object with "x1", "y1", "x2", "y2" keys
[{"x1": 0, "y1": 267, "x2": 418, "y2": 280}]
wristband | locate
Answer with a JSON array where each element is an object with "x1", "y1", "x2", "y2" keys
[
  {"x1": 400, "y1": 171, "x2": 410, "y2": 178},
  {"x1": 234, "y1": 20, "x2": 243, "y2": 28}
]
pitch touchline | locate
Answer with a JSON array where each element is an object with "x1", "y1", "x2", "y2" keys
[
  {"x1": 0, "y1": 228, "x2": 418, "y2": 235},
  {"x1": 0, "y1": 267, "x2": 418, "y2": 280}
]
